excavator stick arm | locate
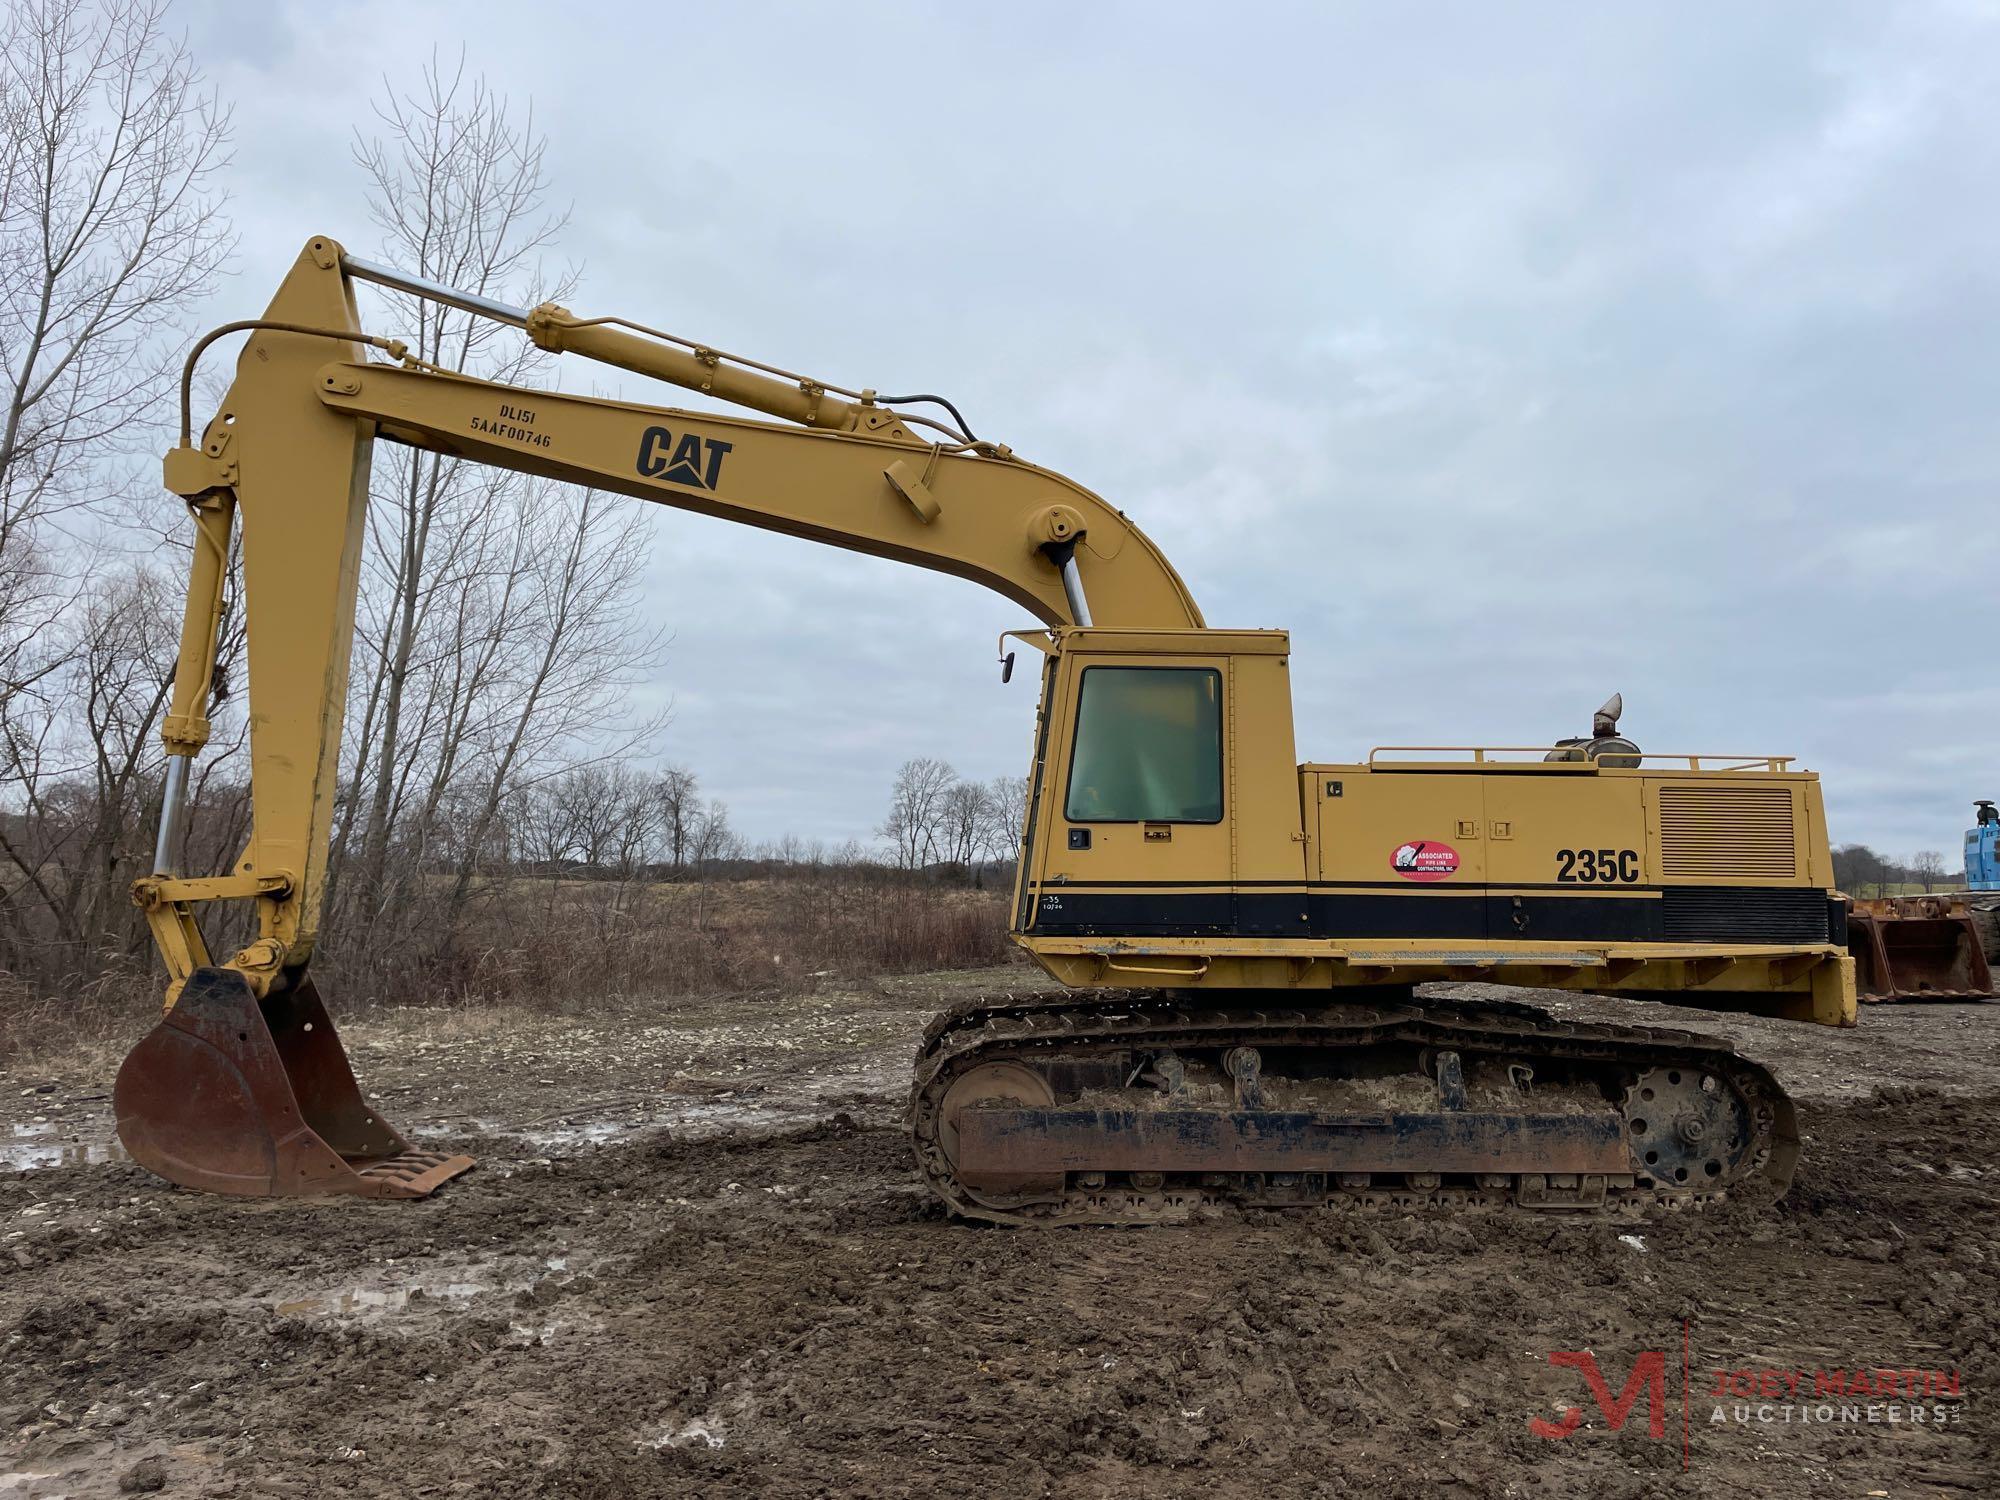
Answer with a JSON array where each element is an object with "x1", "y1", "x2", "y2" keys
[{"x1": 120, "y1": 233, "x2": 1201, "y2": 1200}]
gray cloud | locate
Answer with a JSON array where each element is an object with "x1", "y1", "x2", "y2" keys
[{"x1": 173, "y1": 0, "x2": 1999, "y2": 855}]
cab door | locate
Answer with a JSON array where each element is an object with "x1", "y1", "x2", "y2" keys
[{"x1": 1029, "y1": 654, "x2": 1234, "y2": 935}]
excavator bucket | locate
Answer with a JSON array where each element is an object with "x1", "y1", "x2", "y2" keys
[
  {"x1": 1846, "y1": 899, "x2": 1996, "y2": 1002},
  {"x1": 114, "y1": 968, "x2": 473, "y2": 1198}
]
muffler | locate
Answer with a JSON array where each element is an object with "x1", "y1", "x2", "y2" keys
[{"x1": 114, "y1": 968, "x2": 473, "y2": 1198}]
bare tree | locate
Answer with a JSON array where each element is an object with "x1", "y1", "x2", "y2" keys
[
  {"x1": 548, "y1": 763, "x2": 620, "y2": 871},
  {"x1": 548, "y1": 763, "x2": 658, "y2": 876},
  {"x1": 517, "y1": 761, "x2": 659, "y2": 929},
  {"x1": 0, "y1": 1, "x2": 232, "y2": 986},
  {"x1": 939, "y1": 779, "x2": 992, "y2": 874},
  {"x1": 606, "y1": 772, "x2": 660, "y2": 886},
  {"x1": 0, "y1": 0, "x2": 232, "y2": 643},
  {"x1": 980, "y1": 773, "x2": 1028, "y2": 868},
  {"x1": 688, "y1": 798, "x2": 737, "y2": 870},
  {"x1": 333, "y1": 55, "x2": 569, "y2": 921},
  {"x1": 0, "y1": 562, "x2": 176, "y2": 974},
  {"x1": 510, "y1": 775, "x2": 576, "y2": 873},
  {"x1": 879, "y1": 756, "x2": 957, "y2": 871},
  {"x1": 759, "y1": 832, "x2": 826, "y2": 870},
  {"x1": 434, "y1": 482, "x2": 662, "y2": 910},
  {"x1": 676, "y1": 794, "x2": 738, "y2": 931},
  {"x1": 655, "y1": 765, "x2": 701, "y2": 874},
  {"x1": 1910, "y1": 849, "x2": 1946, "y2": 894},
  {"x1": 319, "y1": 57, "x2": 664, "y2": 954}
]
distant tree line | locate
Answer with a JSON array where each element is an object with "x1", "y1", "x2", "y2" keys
[
  {"x1": 876, "y1": 758, "x2": 1027, "y2": 883},
  {"x1": 1831, "y1": 844, "x2": 1955, "y2": 898}
]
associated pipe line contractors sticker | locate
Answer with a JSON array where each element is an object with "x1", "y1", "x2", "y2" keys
[{"x1": 1391, "y1": 840, "x2": 1459, "y2": 881}]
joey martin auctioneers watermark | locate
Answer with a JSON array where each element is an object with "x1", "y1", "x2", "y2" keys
[{"x1": 1529, "y1": 1322, "x2": 1963, "y2": 1469}]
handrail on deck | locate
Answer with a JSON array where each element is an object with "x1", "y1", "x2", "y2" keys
[{"x1": 1363, "y1": 746, "x2": 1796, "y2": 772}]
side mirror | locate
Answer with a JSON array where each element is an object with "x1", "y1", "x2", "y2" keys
[{"x1": 1000, "y1": 650, "x2": 1015, "y2": 684}]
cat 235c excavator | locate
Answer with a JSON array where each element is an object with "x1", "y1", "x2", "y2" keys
[{"x1": 113, "y1": 235, "x2": 1858, "y2": 1225}]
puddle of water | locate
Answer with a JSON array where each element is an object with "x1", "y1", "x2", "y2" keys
[
  {"x1": 647, "y1": 1419, "x2": 725, "y2": 1450},
  {"x1": 415, "y1": 1112, "x2": 727, "y2": 1152},
  {"x1": 528, "y1": 1120, "x2": 632, "y2": 1149},
  {"x1": 659, "y1": 1085, "x2": 884, "y2": 1137},
  {"x1": 272, "y1": 1281, "x2": 487, "y2": 1317},
  {"x1": 269, "y1": 1254, "x2": 577, "y2": 1326},
  {"x1": 410, "y1": 1117, "x2": 634, "y2": 1150},
  {"x1": 3, "y1": 1123, "x2": 126, "y2": 1171},
  {"x1": 412, "y1": 1120, "x2": 637, "y2": 1149},
  {"x1": 408, "y1": 1059, "x2": 901, "y2": 1157}
]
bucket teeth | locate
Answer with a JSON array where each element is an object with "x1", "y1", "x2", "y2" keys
[
  {"x1": 352, "y1": 1152, "x2": 477, "y2": 1198},
  {"x1": 114, "y1": 967, "x2": 473, "y2": 1200},
  {"x1": 1848, "y1": 902, "x2": 1996, "y2": 1001}
]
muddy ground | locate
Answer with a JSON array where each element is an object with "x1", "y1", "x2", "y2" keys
[{"x1": 2, "y1": 970, "x2": 1996, "y2": 1498}]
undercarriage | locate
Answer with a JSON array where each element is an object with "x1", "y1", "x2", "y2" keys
[{"x1": 910, "y1": 988, "x2": 1797, "y2": 1225}]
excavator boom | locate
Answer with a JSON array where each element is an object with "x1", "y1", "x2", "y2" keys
[
  {"x1": 117, "y1": 234, "x2": 1854, "y2": 1220},
  {"x1": 118, "y1": 234, "x2": 1200, "y2": 1199},
  {"x1": 143, "y1": 237, "x2": 1199, "y2": 984}
]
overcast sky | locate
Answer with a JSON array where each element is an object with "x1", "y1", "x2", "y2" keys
[{"x1": 169, "y1": 0, "x2": 1998, "y2": 858}]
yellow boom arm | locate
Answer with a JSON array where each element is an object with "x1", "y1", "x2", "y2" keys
[{"x1": 138, "y1": 235, "x2": 1201, "y2": 1000}]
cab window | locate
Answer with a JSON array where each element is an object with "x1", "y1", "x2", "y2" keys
[{"x1": 1064, "y1": 667, "x2": 1223, "y2": 823}]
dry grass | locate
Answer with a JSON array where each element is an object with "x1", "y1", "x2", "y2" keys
[
  {"x1": 0, "y1": 965, "x2": 161, "y2": 1069},
  {"x1": 0, "y1": 875, "x2": 1021, "y2": 1062},
  {"x1": 318, "y1": 873, "x2": 1017, "y2": 1012}
]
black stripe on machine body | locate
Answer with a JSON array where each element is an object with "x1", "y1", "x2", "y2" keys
[
  {"x1": 1040, "y1": 877, "x2": 1763, "y2": 895},
  {"x1": 1030, "y1": 884, "x2": 1832, "y2": 945},
  {"x1": 1327, "y1": 886, "x2": 1833, "y2": 944},
  {"x1": 1032, "y1": 879, "x2": 1311, "y2": 889},
  {"x1": 1030, "y1": 889, "x2": 1309, "y2": 938},
  {"x1": 1315, "y1": 879, "x2": 1661, "y2": 894},
  {"x1": 1032, "y1": 888, "x2": 1229, "y2": 937},
  {"x1": 1311, "y1": 891, "x2": 1661, "y2": 942}
]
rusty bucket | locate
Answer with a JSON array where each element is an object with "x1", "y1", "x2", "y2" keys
[
  {"x1": 114, "y1": 967, "x2": 473, "y2": 1198},
  {"x1": 1847, "y1": 899, "x2": 1996, "y2": 1002}
]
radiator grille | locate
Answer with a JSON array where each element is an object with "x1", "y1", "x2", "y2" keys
[
  {"x1": 1656, "y1": 784, "x2": 1798, "y2": 880},
  {"x1": 1661, "y1": 887, "x2": 1831, "y2": 943}
]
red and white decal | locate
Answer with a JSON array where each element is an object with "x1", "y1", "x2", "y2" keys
[{"x1": 1390, "y1": 840, "x2": 1459, "y2": 882}]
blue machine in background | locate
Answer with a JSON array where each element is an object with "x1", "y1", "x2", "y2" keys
[{"x1": 1969, "y1": 800, "x2": 2000, "y2": 893}]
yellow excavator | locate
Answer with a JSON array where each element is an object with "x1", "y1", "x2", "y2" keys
[{"x1": 115, "y1": 235, "x2": 1857, "y2": 1224}]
